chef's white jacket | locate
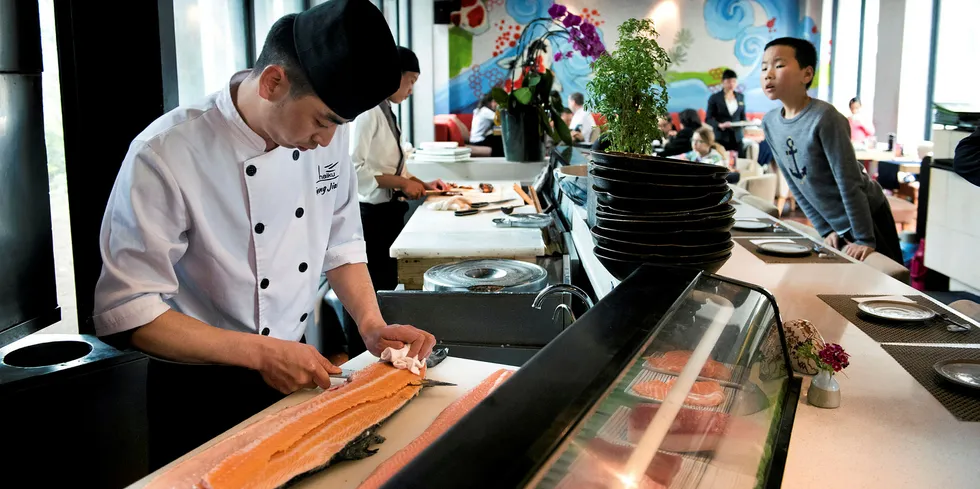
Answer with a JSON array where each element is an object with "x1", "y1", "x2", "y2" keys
[
  {"x1": 349, "y1": 104, "x2": 413, "y2": 205},
  {"x1": 570, "y1": 108, "x2": 596, "y2": 143},
  {"x1": 93, "y1": 82, "x2": 367, "y2": 342}
]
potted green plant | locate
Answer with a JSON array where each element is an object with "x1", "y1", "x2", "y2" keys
[
  {"x1": 586, "y1": 18, "x2": 671, "y2": 164},
  {"x1": 490, "y1": 3, "x2": 605, "y2": 162}
]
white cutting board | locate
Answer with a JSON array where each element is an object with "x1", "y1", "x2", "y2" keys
[
  {"x1": 390, "y1": 180, "x2": 547, "y2": 258},
  {"x1": 129, "y1": 353, "x2": 516, "y2": 489}
]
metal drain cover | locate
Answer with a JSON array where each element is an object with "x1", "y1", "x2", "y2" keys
[{"x1": 423, "y1": 259, "x2": 549, "y2": 293}]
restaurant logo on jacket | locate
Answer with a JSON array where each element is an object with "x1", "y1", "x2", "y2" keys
[{"x1": 316, "y1": 162, "x2": 340, "y2": 195}]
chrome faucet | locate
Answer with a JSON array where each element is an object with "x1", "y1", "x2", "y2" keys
[{"x1": 532, "y1": 283, "x2": 594, "y2": 314}]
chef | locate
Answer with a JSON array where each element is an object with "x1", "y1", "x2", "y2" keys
[
  {"x1": 351, "y1": 47, "x2": 448, "y2": 292},
  {"x1": 91, "y1": 0, "x2": 436, "y2": 469}
]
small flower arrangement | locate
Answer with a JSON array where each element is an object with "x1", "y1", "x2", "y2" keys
[{"x1": 796, "y1": 339, "x2": 850, "y2": 374}]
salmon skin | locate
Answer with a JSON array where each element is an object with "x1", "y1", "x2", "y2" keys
[
  {"x1": 144, "y1": 363, "x2": 424, "y2": 489},
  {"x1": 357, "y1": 369, "x2": 514, "y2": 489},
  {"x1": 627, "y1": 404, "x2": 729, "y2": 451}
]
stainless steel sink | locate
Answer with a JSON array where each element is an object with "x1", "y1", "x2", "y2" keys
[{"x1": 377, "y1": 290, "x2": 572, "y2": 366}]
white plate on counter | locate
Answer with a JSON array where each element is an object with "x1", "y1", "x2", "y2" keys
[
  {"x1": 857, "y1": 300, "x2": 936, "y2": 322},
  {"x1": 933, "y1": 359, "x2": 980, "y2": 390},
  {"x1": 756, "y1": 242, "x2": 811, "y2": 256},
  {"x1": 732, "y1": 220, "x2": 771, "y2": 231}
]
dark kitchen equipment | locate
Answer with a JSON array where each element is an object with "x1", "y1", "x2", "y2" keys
[{"x1": 423, "y1": 259, "x2": 550, "y2": 293}]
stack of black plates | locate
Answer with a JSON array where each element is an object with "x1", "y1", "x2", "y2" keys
[{"x1": 589, "y1": 152, "x2": 736, "y2": 280}]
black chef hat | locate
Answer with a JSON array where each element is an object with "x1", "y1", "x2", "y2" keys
[
  {"x1": 397, "y1": 47, "x2": 420, "y2": 74},
  {"x1": 293, "y1": 0, "x2": 400, "y2": 120}
]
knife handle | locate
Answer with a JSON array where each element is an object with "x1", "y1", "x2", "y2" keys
[{"x1": 454, "y1": 208, "x2": 479, "y2": 216}]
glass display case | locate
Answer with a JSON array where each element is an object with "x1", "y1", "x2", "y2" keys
[{"x1": 383, "y1": 264, "x2": 799, "y2": 489}]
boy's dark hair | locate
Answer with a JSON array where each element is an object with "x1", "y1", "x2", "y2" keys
[
  {"x1": 849, "y1": 97, "x2": 861, "y2": 107},
  {"x1": 722, "y1": 69, "x2": 737, "y2": 80},
  {"x1": 562, "y1": 108, "x2": 573, "y2": 115},
  {"x1": 252, "y1": 14, "x2": 315, "y2": 97},
  {"x1": 764, "y1": 37, "x2": 818, "y2": 88},
  {"x1": 679, "y1": 108, "x2": 701, "y2": 129},
  {"x1": 569, "y1": 92, "x2": 585, "y2": 106}
]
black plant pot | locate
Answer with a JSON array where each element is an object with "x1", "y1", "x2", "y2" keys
[{"x1": 501, "y1": 109, "x2": 544, "y2": 162}]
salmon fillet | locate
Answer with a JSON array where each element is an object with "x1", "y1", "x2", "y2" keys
[
  {"x1": 627, "y1": 404, "x2": 729, "y2": 451},
  {"x1": 633, "y1": 378, "x2": 725, "y2": 407},
  {"x1": 145, "y1": 363, "x2": 424, "y2": 489},
  {"x1": 555, "y1": 438, "x2": 678, "y2": 489},
  {"x1": 645, "y1": 350, "x2": 732, "y2": 380},
  {"x1": 357, "y1": 369, "x2": 514, "y2": 489}
]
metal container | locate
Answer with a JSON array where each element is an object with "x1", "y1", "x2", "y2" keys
[{"x1": 423, "y1": 259, "x2": 549, "y2": 293}]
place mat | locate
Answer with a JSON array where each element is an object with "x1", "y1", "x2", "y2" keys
[
  {"x1": 818, "y1": 294, "x2": 980, "y2": 344},
  {"x1": 730, "y1": 218, "x2": 802, "y2": 237},
  {"x1": 734, "y1": 237, "x2": 850, "y2": 264},
  {"x1": 881, "y1": 345, "x2": 980, "y2": 422}
]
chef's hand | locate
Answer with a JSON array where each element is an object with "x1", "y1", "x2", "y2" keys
[
  {"x1": 823, "y1": 232, "x2": 840, "y2": 250},
  {"x1": 400, "y1": 178, "x2": 426, "y2": 200},
  {"x1": 719, "y1": 121, "x2": 733, "y2": 130},
  {"x1": 842, "y1": 243, "x2": 874, "y2": 261},
  {"x1": 257, "y1": 339, "x2": 342, "y2": 394},
  {"x1": 425, "y1": 179, "x2": 450, "y2": 192},
  {"x1": 362, "y1": 323, "x2": 437, "y2": 360}
]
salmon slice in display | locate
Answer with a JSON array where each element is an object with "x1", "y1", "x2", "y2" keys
[
  {"x1": 144, "y1": 363, "x2": 424, "y2": 489},
  {"x1": 645, "y1": 350, "x2": 732, "y2": 380},
  {"x1": 632, "y1": 378, "x2": 725, "y2": 407},
  {"x1": 357, "y1": 369, "x2": 514, "y2": 489},
  {"x1": 627, "y1": 404, "x2": 729, "y2": 451}
]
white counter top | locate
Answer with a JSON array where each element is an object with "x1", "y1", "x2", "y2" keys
[
  {"x1": 406, "y1": 156, "x2": 547, "y2": 183},
  {"x1": 569, "y1": 199, "x2": 980, "y2": 489},
  {"x1": 389, "y1": 180, "x2": 547, "y2": 259}
]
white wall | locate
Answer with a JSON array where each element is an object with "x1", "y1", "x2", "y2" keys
[
  {"x1": 858, "y1": 0, "x2": 879, "y2": 120},
  {"x1": 410, "y1": 0, "x2": 435, "y2": 144},
  {"x1": 831, "y1": 0, "x2": 862, "y2": 113},
  {"x1": 896, "y1": 0, "x2": 933, "y2": 145},
  {"x1": 872, "y1": 0, "x2": 905, "y2": 139},
  {"x1": 933, "y1": 0, "x2": 980, "y2": 106}
]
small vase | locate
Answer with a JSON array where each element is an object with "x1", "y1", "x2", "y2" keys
[{"x1": 807, "y1": 370, "x2": 841, "y2": 408}]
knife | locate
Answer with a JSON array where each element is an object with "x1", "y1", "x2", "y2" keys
[
  {"x1": 471, "y1": 198, "x2": 521, "y2": 208},
  {"x1": 329, "y1": 368, "x2": 457, "y2": 387}
]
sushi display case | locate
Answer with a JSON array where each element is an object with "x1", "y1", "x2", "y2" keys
[{"x1": 383, "y1": 264, "x2": 800, "y2": 489}]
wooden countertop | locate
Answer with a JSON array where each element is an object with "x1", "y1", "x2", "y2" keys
[
  {"x1": 571, "y1": 200, "x2": 980, "y2": 489},
  {"x1": 127, "y1": 354, "x2": 516, "y2": 489}
]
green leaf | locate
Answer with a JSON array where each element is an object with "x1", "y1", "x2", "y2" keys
[
  {"x1": 536, "y1": 70, "x2": 554, "y2": 99},
  {"x1": 491, "y1": 87, "x2": 510, "y2": 107},
  {"x1": 526, "y1": 74, "x2": 541, "y2": 87},
  {"x1": 551, "y1": 112, "x2": 573, "y2": 146},
  {"x1": 538, "y1": 106, "x2": 557, "y2": 140},
  {"x1": 513, "y1": 87, "x2": 533, "y2": 105}
]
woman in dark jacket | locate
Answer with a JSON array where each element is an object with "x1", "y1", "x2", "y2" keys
[
  {"x1": 662, "y1": 109, "x2": 702, "y2": 157},
  {"x1": 705, "y1": 69, "x2": 746, "y2": 153}
]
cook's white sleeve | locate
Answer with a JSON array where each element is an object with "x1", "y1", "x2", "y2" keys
[
  {"x1": 92, "y1": 143, "x2": 189, "y2": 336},
  {"x1": 350, "y1": 109, "x2": 384, "y2": 197},
  {"x1": 323, "y1": 140, "x2": 368, "y2": 272}
]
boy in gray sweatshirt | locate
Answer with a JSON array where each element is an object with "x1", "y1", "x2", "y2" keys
[{"x1": 760, "y1": 37, "x2": 902, "y2": 264}]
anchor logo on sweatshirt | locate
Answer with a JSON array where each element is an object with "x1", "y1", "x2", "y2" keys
[{"x1": 785, "y1": 137, "x2": 806, "y2": 179}]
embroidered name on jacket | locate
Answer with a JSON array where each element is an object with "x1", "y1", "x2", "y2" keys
[{"x1": 317, "y1": 162, "x2": 340, "y2": 195}]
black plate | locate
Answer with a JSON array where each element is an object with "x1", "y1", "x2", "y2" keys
[
  {"x1": 595, "y1": 203, "x2": 736, "y2": 220},
  {"x1": 594, "y1": 188, "x2": 733, "y2": 214},
  {"x1": 592, "y1": 230, "x2": 733, "y2": 256},
  {"x1": 592, "y1": 151, "x2": 731, "y2": 177},
  {"x1": 594, "y1": 242, "x2": 735, "y2": 262},
  {"x1": 591, "y1": 172, "x2": 730, "y2": 199},
  {"x1": 594, "y1": 246, "x2": 732, "y2": 281},
  {"x1": 592, "y1": 226, "x2": 732, "y2": 246},
  {"x1": 591, "y1": 163, "x2": 728, "y2": 186},
  {"x1": 595, "y1": 215, "x2": 736, "y2": 233}
]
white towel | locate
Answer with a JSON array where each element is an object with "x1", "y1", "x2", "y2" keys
[{"x1": 380, "y1": 345, "x2": 424, "y2": 375}]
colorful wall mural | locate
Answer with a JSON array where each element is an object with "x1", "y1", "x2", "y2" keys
[{"x1": 435, "y1": 0, "x2": 822, "y2": 116}]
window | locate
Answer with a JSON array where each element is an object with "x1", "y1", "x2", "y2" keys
[
  {"x1": 173, "y1": 0, "x2": 249, "y2": 105},
  {"x1": 933, "y1": 0, "x2": 980, "y2": 105},
  {"x1": 253, "y1": 0, "x2": 305, "y2": 55}
]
